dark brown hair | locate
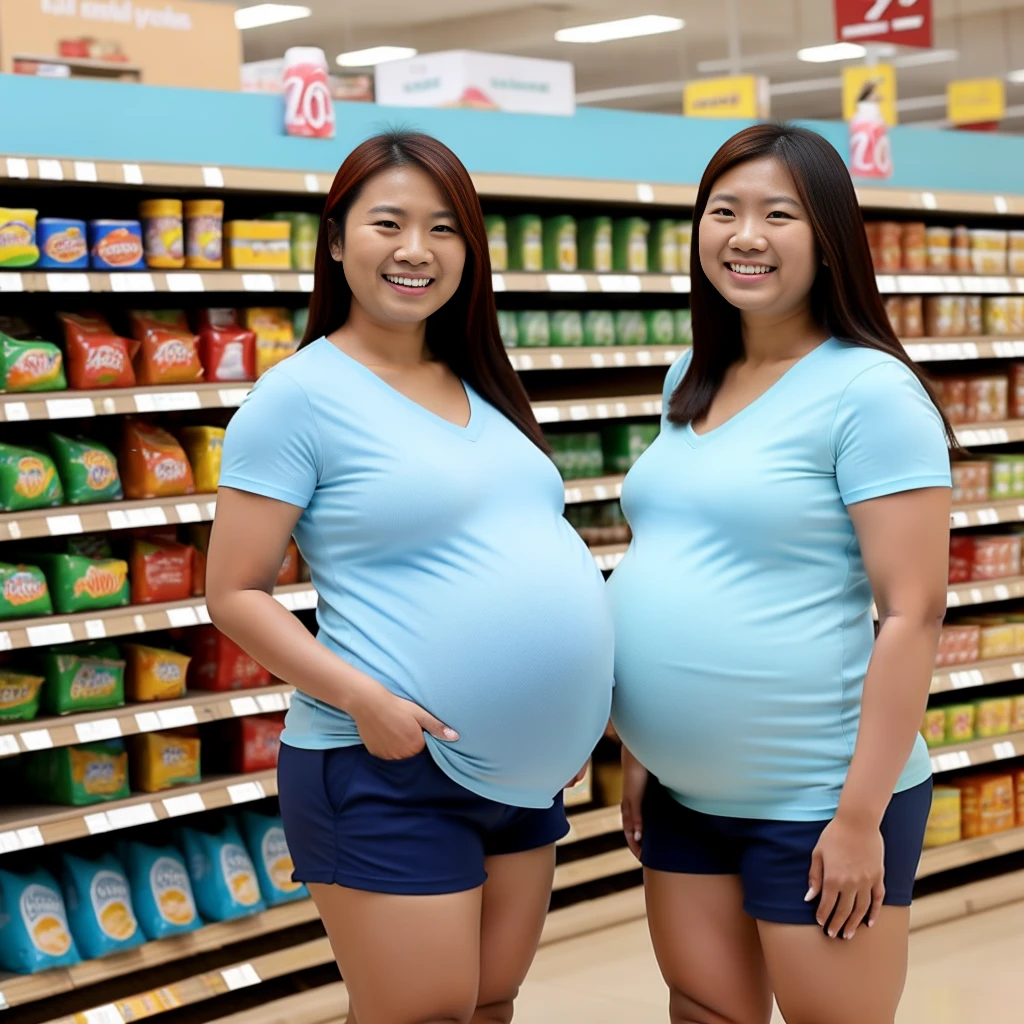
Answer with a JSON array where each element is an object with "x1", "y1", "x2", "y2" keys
[
  {"x1": 668, "y1": 123, "x2": 956, "y2": 446},
  {"x1": 303, "y1": 129, "x2": 548, "y2": 453}
]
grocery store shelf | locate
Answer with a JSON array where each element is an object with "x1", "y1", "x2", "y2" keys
[
  {"x1": 906, "y1": 338, "x2": 1024, "y2": 362},
  {"x1": 0, "y1": 684, "x2": 293, "y2": 759},
  {"x1": 591, "y1": 543, "x2": 628, "y2": 572},
  {"x1": 564, "y1": 474, "x2": 625, "y2": 505},
  {"x1": 493, "y1": 271, "x2": 691, "y2": 295},
  {"x1": 0, "y1": 269, "x2": 313, "y2": 295},
  {"x1": 507, "y1": 346, "x2": 685, "y2": 372},
  {"x1": 0, "y1": 583, "x2": 317, "y2": 652},
  {"x1": 955, "y1": 420, "x2": 1024, "y2": 447},
  {"x1": 917, "y1": 824, "x2": 1024, "y2": 879},
  {"x1": 876, "y1": 274, "x2": 1024, "y2": 296},
  {"x1": 932, "y1": 655, "x2": 1024, "y2": 695},
  {"x1": 559, "y1": 804, "x2": 622, "y2": 845},
  {"x1": 911, "y1": 865, "x2": 1024, "y2": 932},
  {"x1": 951, "y1": 497, "x2": 1024, "y2": 530},
  {"x1": 563, "y1": 764, "x2": 593, "y2": 808},
  {"x1": 533, "y1": 394, "x2": 661, "y2": 426},
  {"x1": 928, "y1": 729, "x2": 1024, "y2": 775},
  {"x1": 211, "y1": 982, "x2": 349, "y2": 1024},
  {"x1": 553, "y1": 847, "x2": 638, "y2": 891},
  {"x1": 946, "y1": 574, "x2": 1024, "y2": 610}
]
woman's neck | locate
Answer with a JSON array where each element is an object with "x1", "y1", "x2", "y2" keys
[
  {"x1": 739, "y1": 304, "x2": 828, "y2": 366},
  {"x1": 330, "y1": 300, "x2": 430, "y2": 368}
]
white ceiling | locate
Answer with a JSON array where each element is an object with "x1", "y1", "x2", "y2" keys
[{"x1": 232, "y1": 0, "x2": 1024, "y2": 126}]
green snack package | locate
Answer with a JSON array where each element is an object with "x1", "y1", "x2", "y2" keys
[
  {"x1": 990, "y1": 457, "x2": 1013, "y2": 498},
  {"x1": 614, "y1": 311, "x2": 647, "y2": 347},
  {"x1": 40, "y1": 642, "x2": 126, "y2": 716},
  {"x1": 516, "y1": 311, "x2": 550, "y2": 348},
  {"x1": 645, "y1": 310, "x2": 676, "y2": 346},
  {"x1": 582, "y1": 310, "x2": 615, "y2": 348},
  {"x1": 675, "y1": 309, "x2": 693, "y2": 344},
  {"x1": 543, "y1": 216, "x2": 577, "y2": 273},
  {"x1": 484, "y1": 216, "x2": 508, "y2": 272},
  {"x1": 497, "y1": 310, "x2": 519, "y2": 349},
  {"x1": 0, "y1": 670, "x2": 44, "y2": 721},
  {"x1": 550, "y1": 311, "x2": 584, "y2": 347},
  {"x1": 292, "y1": 306, "x2": 309, "y2": 342},
  {"x1": 268, "y1": 213, "x2": 318, "y2": 271},
  {"x1": 581, "y1": 433, "x2": 604, "y2": 478},
  {"x1": 944, "y1": 704, "x2": 976, "y2": 743},
  {"x1": 0, "y1": 562, "x2": 52, "y2": 619},
  {"x1": 508, "y1": 215, "x2": 543, "y2": 272},
  {"x1": 49, "y1": 433, "x2": 123, "y2": 505},
  {"x1": 649, "y1": 221, "x2": 680, "y2": 274},
  {"x1": 25, "y1": 741, "x2": 130, "y2": 806},
  {"x1": 578, "y1": 217, "x2": 613, "y2": 273},
  {"x1": 603, "y1": 425, "x2": 660, "y2": 474},
  {"x1": 0, "y1": 443, "x2": 64, "y2": 512},
  {"x1": 66, "y1": 535, "x2": 113, "y2": 560},
  {"x1": 677, "y1": 221, "x2": 693, "y2": 270},
  {"x1": 34, "y1": 554, "x2": 129, "y2": 614},
  {"x1": 548, "y1": 435, "x2": 569, "y2": 479},
  {"x1": 613, "y1": 218, "x2": 650, "y2": 273},
  {"x1": 1, "y1": 333, "x2": 67, "y2": 393}
]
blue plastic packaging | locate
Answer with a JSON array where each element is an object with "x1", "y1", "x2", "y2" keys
[
  {"x1": 239, "y1": 810, "x2": 307, "y2": 906},
  {"x1": 0, "y1": 867, "x2": 80, "y2": 974},
  {"x1": 88, "y1": 220, "x2": 145, "y2": 270},
  {"x1": 121, "y1": 840, "x2": 201, "y2": 941},
  {"x1": 37, "y1": 218, "x2": 89, "y2": 269},
  {"x1": 62, "y1": 852, "x2": 143, "y2": 959},
  {"x1": 179, "y1": 821, "x2": 265, "y2": 922}
]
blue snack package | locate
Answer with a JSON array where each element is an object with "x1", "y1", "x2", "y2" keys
[
  {"x1": 121, "y1": 840, "x2": 201, "y2": 940},
  {"x1": 62, "y1": 852, "x2": 143, "y2": 959},
  {"x1": 239, "y1": 810, "x2": 307, "y2": 906},
  {"x1": 178, "y1": 820, "x2": 265, "y2": 922},
  {"x1": 0, "y1": 867, "x2": 80, "y2": 974}
]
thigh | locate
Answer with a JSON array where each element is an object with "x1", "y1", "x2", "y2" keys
[
  {"x1": 309, "y1": 882, "x2": 482, "y2": 1024},
  {"x1": 476, "y1": 845, "x2": 557, "y2": 1014},
  {"x1": 645, "y1": 869, "x2": 773, "y2": 1024},
  {"x1": 758, "y1": 907, "x2": 910, "y2": 1024}
]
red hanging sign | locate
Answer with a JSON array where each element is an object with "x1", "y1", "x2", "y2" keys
[{"x1": 834, "y1": 0, "x2": 933, "y2": 49}]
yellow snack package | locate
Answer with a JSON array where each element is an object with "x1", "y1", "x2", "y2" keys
[
  {"x1": 923, "y1": 787, "x2": 961, "y2": 848},
  {"x1": 123, "y1": 645, "x2": 190, "y2": 702},
  {"x1": 178, "y1": 427, "x2": 225, "y2": 493},
  {"x1": 244, "y1": 308, "x2": 297, "y2": 377},
  {"x1": 130, "y1": 731, "x2": 201, "y2": 792},
  {"x1": 976, "y1": 697, "x2": 1012, "y2": 738}
]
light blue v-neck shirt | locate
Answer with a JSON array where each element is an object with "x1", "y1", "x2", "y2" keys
[{"x1": 608, "y1": 339, "x2": 951, "y2": 821}]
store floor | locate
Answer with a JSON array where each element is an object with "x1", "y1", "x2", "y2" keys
[{"x1": 516, "y1": 901, "x2": 1024, "y2": 1023}]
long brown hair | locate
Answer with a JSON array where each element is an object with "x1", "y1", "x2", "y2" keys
[
  {"x1": 668, "y1": 123, "x2": 956, "y2": 446},
  {"x1": 303, "y1": 129, "x2": 549, "y2": 453}
]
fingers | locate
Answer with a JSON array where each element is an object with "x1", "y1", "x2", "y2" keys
[
  {"x1": 824, "y1": 887, "x2": 856, "y2": 939},
  {"x1": 805, "y1": 848, "x2": 824, "y2": 903},
  {"x1": 622, "y1": 800, "x2": 643, "y2": 860},
  {"x1": 840, "y1": 888, "x2": 874, "y2": 940},
  {"x1": 867, "y1": 883, "x2": 885, "y2": 929},
  {"x1": 412, "y1": 706, "x2": 459, "y2": 742}
]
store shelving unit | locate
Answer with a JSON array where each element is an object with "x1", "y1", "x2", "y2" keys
[{"x1": 932, "y1": 656, "x2": 1024, "y2": 695}]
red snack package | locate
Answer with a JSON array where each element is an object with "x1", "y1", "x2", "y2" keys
[
  {"x1": 131, "y1": 537, "x2": 194, "y2": 604},
  {"x1": 228, "y1": 714, "x2": 286, "y2": 773},
  {"x1": 191, "y1": 544, "x2": 206, "y2": 597},
  {"x1": 948, "y1": 536, "x2": 974, "y2": 584},
  {"x1": 190, "y1": 625, "x2": 271, "y2": 691},
  {"x1": 57, "y1": 312, "x2": 136, "y2": 389},
  {"x1": 128, "y1": 311, "x2": 203, "y2": 386},
  {"x1": 277, "y1": 540, "x2": 300, "y2": 586},
  {"x1": 120, "y1": 421, "x2": 195, "y2": 499},
  {"x1": 196, "y1": 310, "x2": 256, "y2": 382}
]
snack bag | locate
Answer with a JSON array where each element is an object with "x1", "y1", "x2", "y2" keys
[
  {"x1": 190, "y1": 626, "x2": 271, "y2": 691},
  {"x1": 0, "y1": 563, "x2": 52, "y2": 619},
  {"x1": 1, "y1": 333, "x2": 66, "y2": 392},
  {"x1": 226, "y1": 715, "x2": 285, "y2": 773},
  {"x1": 49, "y1": 433, "x2": 123, "y2": 505},
  {"x1": 40, "y1": 642, "x2": 125, "y2": 716},
  {"x1": 130, "y1": 731, "x2": 201, "y2": 792},
  {"x1": 178, "y1": 821, "x2": 266, "y2": 922},
  {"x1": 179, "y1": 427, "x2": 224, "y2": 493},
  {"x1": 57, "y1": 313, "x2": 136, "y2": 390},
  {"x1": 25, "y1": 741, "x2": 130, "y2": 805},
  {"x1": 0, "y1": 443, "x2": 63, "y2": 511},
  {"x1": 121, "y1": 840, "x2": 201, "y2": 940},
  {"x1": 240, "y1": 810, "x2": 307, "y2": 905},
  {"x1": 277, "y1": 540, "x2": 300, "y2": 586},
  {"x1": 243, "y1": 308, "x2": 297, "y2": 377},
  {"x1": 130, "y1": 538, "x2": 193, "y2": 604},
  {"x1": 34, "y1": 554, "x2": 129, "y2": 614},
  {"x1": 128, "y1": 311, "x2": 204, "y2": 386},
  {"x1": 62, "y1": 853, "x2": 143, "y2": 959},
  {"x1": 0, "y1": 670, "x2": 44, "y2": 721},
  {"x1": 67, "y1": 534, "x2": 113, "y2": 560},
  {"x1": 197, "y1": 313, "x2": 256, "y2": 382},
  {"x1": 124, "y1": 644, "x2": 190, "y2": 702},
  {"x1": 0, "y1": 868, "x2": 80, "y2": 973},
  {"x1": 120, "y1": 422, "x2": 195, "y2": 499}
]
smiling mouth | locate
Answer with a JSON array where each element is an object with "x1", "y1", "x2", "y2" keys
[
  {"x1": 383, "y1": 274, "x2": 434, "y2": 289},
  {"x1": 726, "y1": 262, "x2": 776, "y2": 276}
]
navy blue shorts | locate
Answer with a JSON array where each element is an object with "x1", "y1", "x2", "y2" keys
[
  {"x1": 277, "y1": 742, "x2": 569, "y2": 895},
  {"x1": 641, "y1": 776, "x2": 933, "y2": 925}
]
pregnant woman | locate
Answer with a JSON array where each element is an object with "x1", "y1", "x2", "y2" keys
[
  {"x1": 609, "y1": 124, "x2": 952, "y2": 1024},
  {"x1": 206, "y1": 131, "x2": 613, "y2": 1024}
]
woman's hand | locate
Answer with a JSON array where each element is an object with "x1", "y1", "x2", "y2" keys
[
  {"x1": 565, "y1": 763, "x2": 589, "y2": 789},
  {"x1": 350, "y1": 682, "x2": 458, "y2": 760},
  {"x1": 621, "y1": 745, "x2": 649, "y2": 860},
  {"x1": 806, "y1": 813, "x2": 885, "y2": 940}
]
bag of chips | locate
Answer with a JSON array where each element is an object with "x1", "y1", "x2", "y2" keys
[
  {"x1": 25, "y1": 741, "x2": 130, "y2": 805},
  {"x1": 196, "y1": 310, "x2": 256, "y2": 382},
  {"x1": 49, "y1": 433, "x2": 123, "y2": 505},
  {"x1": 0, "y1": 443, "x2": 63, "y2": 511},
  {"x1": 40, "y1": 642, "x2": 125, "y2": 716},
  {"x1": 34, "y1": 554, "x2": 129, "y2": 614},
  {"x1": 120, "y1": 422, "x2": 195, "y2": 499},
  {"x1": 120, "y1": 841, "x2": 201, "y2": 940},
  {"x1": 128, "y1": 311, "x2": 204, "y2": 386},
  {"x1": 66, "y1": 534, "x2": 113, "y2": 560},
  {"x1": 240, "y1": 809, "x2": 306, "y2": 906},
  {"x1": 124, "y1": 644, "x2": 190, "y2": 702},
  {"x1": 62, "y1": 852, "x2": 143, "y2": 960},
  {"x1": 0, "y1": 563, "x2": 52, "y2": 619},
  {"x1": 0, "y1": 867, "x2": 80, "y2": 973},
  {"x1": 178, "y1": 820, "x2": 265, "y2": 922},
  {"x1": 57, "y1": 312, "x2": 136, "y2": 390},
  {"x1": 244, "y1": 308, "x2": 297, "y2": 377},
  {"x1": 190, "y1": 626, "x2": 270, "y2": 691},
  {"x1": 179, "y1": 427, "x2": 224, "y2": 493},
  {"x1": 1, "y1": 333, "x2": 66, "y2": 393},
  {"x1": 130, "y1": 730, "x2": 201, "y2": 792},
  {"x1": 0, "y1": 669, "x2": 45, "y2": 721},
  {"x1": 130, "y1": 537, "x2": 193, "y2": 604}
]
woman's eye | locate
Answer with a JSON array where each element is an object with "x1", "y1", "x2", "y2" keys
[
  {"x1": 710, "y1": 207, "x2": 733, "y2": 217},
  {"x1": 432, "y1": 224, "x2": 457, "y2": 234},
  {"x1": 767, "y1": 211, "x2": 793, "y2": 220},
  {"x1": 374, "y1": 220, "x2": 399, "y2": 229}
]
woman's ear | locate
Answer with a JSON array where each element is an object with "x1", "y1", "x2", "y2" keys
[{"x1": 327, "y1": 219, "x2": 344, "y2": 262}]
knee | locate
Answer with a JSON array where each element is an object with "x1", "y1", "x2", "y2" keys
[
  {"x1": 471, "y1": 998, "x2": 515, "y2": 1024},
  {"x1": 669, "y1": 986, "x2": 766, "y2": 1024}
]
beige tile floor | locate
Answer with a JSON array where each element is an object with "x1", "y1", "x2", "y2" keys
[{"x1": 516, "y1": 902, "x2": 1024, "y2": 1023}]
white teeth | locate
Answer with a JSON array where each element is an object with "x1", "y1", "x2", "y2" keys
[
  {"x1": 728, "y1": 263, "x2": 773, "y2": 275},
  {"x1": 385, "y1": 275, "x2": 431, "y2": 288}
]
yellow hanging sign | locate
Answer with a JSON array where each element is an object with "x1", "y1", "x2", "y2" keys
[
  {"x1": 683, "y1": 76, "x2": 769, "y2": 119},
  {"x1": 947, "y1": 78, "x2": 1006, "y2": 125},
  {"x1": 842, "y1": 64, "x2": 898, "y2": 127}
]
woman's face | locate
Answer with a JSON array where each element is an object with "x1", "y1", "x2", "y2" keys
[
  {"x1": 332, "y1": 164, "x2": 467, "y2": 327},
  {"x1": 698, "y1": 156, "x2": 819, "y2": 319}
]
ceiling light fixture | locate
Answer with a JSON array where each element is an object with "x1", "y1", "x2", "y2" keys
[
  {"x1": 555, "y1": 15, "x2": 684, "y2": 45},
  {"x1": 234, "y1": 4, "x2": 311, "y2": 30},
  {"x1": 797, "y1": 42, "x2": 868, "y2": 63},
  {"x1": 337, "y1": 46, "x2": 417, "y2": 68}
]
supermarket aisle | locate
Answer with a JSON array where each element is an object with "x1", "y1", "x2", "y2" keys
[{"x1": 516, "y1": 901, "x2": 1024, "y2": 1023}]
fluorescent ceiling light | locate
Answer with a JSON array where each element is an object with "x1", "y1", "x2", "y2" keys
[
  {"x1": 797, "y1": 42, "x2": 867, "y2": 63},
  {"x1": 234, "y1": 4, "x2": 310, "y2": 30},
  {"x1": 1009, "y1": 69, "x2": 1024, "y2": 84},
  {"x1": 337, "y1": 46, "x2": 417, "y2": 67},
  {"x1": 555, "y1": 15, "x2": 684, "y2": 44}
]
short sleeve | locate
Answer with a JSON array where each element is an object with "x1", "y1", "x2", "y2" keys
[
  {"x1": 219, "y1": 369, "x2": 322, "y2": 508},
  {"x1": 832, "y1": 361, "x2": 951, "y2": 506},
  {"x1": 661, "y1": 349, "x2": 694, "y2": 423}
]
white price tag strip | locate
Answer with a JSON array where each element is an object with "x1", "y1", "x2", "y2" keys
[
  {"x1": 5, "y1": 157, "x2": 29, "y2": 179},
  {"x1": 158, "y1": 705, "x2": 198, "y2": 728},
  {"x1": 20, "y1": 729, "x2": 52, "y2": 751},
  {"x1": 166, "y1": 272, "x2": 204, "y2": 293},
  {"x1": 491, "y1": 273, "x2": 506, "y2": 292},
  {"x1": 995, "y1": 195, "x2": 1009, "y2": 214},
  {"x1": 304, "y1": 173, "x2": 320, "y2": 192},
  {"x1": 37, "y1": 158, "x2": 64, "y2": 181},
  {"x1": 163, "y1": 791, "x2": 206, "y2": 817},
  {"x1": 534, "y1": 407, "x2": 560, "y2": 424},
  {"x1": 46, "y1": 513, "x2": 84, "y2": 536},
  {"x1": 106, "y1": 803, "x2": 157, "y2": 829},
  {"x1": 950, "y1": 669, "x2": 985, "y2": 690},
  {"x1": 45, "y1": 397, "x2": 95, "y2": 419},
  {"x1": 275, "y1": 591, "x2": 297, "y2": 611},
  {"x1": 74, "y1": 161, "x2": 98, "y2": 182},
  {"x1": 167, "y1": 606, "x2": 200, "y2": 628},
  {"x1": 0, "y1": 831, "x2": 22, "y2": 854},
  {"x1": 950, "y1": 511, "x2": 969, "y2": 528},
  {"x1": 134, "y1": 391, "x2": 201, "y2": 413},
  {"x1": 124, "y1": 506, "x2": 168, "y2": 528},
  {"x1": 16, "y1": 826, "x2": 43, "y2": 849},
  {"x1": 231, "y1": 696, "x2": 260, "y2": 717},
  {"x1": 221, "y1": 963, "x2": 261, "y2": 991},
  {"x1": 196, "y1": 604, "x2": 211, "y2": 624},
  {"x1": 993, "y1": 741, "x2": 1016, "y2": 760},
  {"x1": 257, "y1": 693, "x2": 286, "y2": 713},
  {"x1": 243, "y1": 274, "x2": 275, "y2": 292},
  {"x1": 0, "y1": 734, "x2": 19, "y2": 757},
  {"x1": 202, "y1": 166, "x2": 225, "y2": 187},
  {"x1": 176, "y1": 502, "x2": 202, "y2": 523},
  {"x1": 597, "y1": 275, "x2": 642, "y2": 293},
  {"x1": 135, "y1": 711, "x2": 161, "y2": 733},
  {"x1": 292, "y1": 589, "x2": 318, "y2": 611},
  {"x1": 218, "y1": 388, "x2": 250, "y2": 407},
  {"x1": 109, "y1": 272, "x2": 155, "y2": 293},
  {"x1": 228, "y1": 781, "x2": 267, "y2": 804},
  {"x1": 75, "y1": 718, "x2": 123, "y2": 743},
  {"x1": 27, "y1": 623, "x2": 74, "y2": 647},
  {"x1": 545, "y1": 274, "x2": 588, "y2": 293},
  {"x1": 921, "y1": 191, "x2": 937, "y2": 210},
  {"x1": 85, "y1": 618, "x2": 107, "y2": 639},
  {"x1": 0, "y1": 632, "x2": 10, "y2": 652},
  {"x1": 83, "y1": 1004, "x2": 124, "y2": 1024},
  {"x1": 0, "y1": 273, "x2": 24, "y2": 294},
  {"x1": 670, "y1": 276, "x2": 691, "y2": 293},
  {"x1": 636, "y1": 183, "x2": 655, "y2": 203},
  {"x1": 282, "y1": 691, "x2": 292, "y2": 708},
  {"x1": 84, "y1": 812, "x2": 112, "y2": 835},
  {"x1": 122, "y1": 163, "x2": 144, "y2": 185},
  {"x1": 299, "y1": 273, "x2": 315, "y2": 292}
]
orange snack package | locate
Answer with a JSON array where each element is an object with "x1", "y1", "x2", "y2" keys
[
  {"x1": 57, "y1": 312, "x2": 136, "y2": 390},
  {"x1": 120, "y1": 422, "x2": 195, "y2": 499},
  {"x1": 128, "y1": 311, "x2": 203, "y2": 386},
  {"x1": 130, "y1": 537, "x2": 194, "y2": 604},
  {"x1": 955, "y1": 773, "x2": 1016, "y2": 839}
]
